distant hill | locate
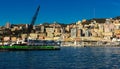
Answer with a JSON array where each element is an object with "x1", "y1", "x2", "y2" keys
[
  {"x1": 113, "y1": 16, "x2": 120, "y2": 19},
  {"x1": 81, "y1": 18, "x2": 106, "y2": 25},
  {"x1": 41, "y1": 16, "x2": 120, "y2": 25},
  {"x1": 91, "y1": 18, "x2": 106, "y2": 23}
]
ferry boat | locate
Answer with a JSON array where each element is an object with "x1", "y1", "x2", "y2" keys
[{"x1": 0, "y1": 40, "x2": 61, "y2": 51}]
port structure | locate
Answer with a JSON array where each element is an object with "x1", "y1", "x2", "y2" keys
[{"x1": 28, "y1": 5, "x2": 40, "y2": 34}]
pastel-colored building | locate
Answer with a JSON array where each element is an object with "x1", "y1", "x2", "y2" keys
[{"x1": 71, "y1": 28, "x2": 77, "y2": 38}]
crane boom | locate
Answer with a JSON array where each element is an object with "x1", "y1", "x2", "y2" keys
[
  {"x1": 31, "y1": 5, "x2": 40, "y2": 26},
  {"x1": 28, "y1": 5, "x2": 40, "y2": 33}
]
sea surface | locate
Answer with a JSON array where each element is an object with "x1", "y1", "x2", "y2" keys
[{"x1": 0, "y1": 47, "x2": 120, "y2": 69}]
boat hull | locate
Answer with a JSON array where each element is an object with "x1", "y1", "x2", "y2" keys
[{"x1": 0, "y1": 45, "x2": 60, "y2": 51}]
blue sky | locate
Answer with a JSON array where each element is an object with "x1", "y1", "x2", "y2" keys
[{"x1": 0, "y1": 0, "x2": 120, "y2": 26}]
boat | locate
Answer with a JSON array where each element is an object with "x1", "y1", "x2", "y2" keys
[{"x1": 0, "y1": 40, "x2": 61, "y2": 51}]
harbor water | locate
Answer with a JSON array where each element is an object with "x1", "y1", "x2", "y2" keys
[{"x1": 0, "y1": 47, "x2": 120, "y2": 69}]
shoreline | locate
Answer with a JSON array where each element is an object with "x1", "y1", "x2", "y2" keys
[
  {"x1": 61, "y1": 41, "x2": 120, "y2": 47},
  {"x1": 61, "y1": 45, "x2": 120, "y2": 48}
]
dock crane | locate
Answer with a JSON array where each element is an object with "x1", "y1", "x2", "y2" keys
[
  {"x1": 24, "y1": 5, "x2": 40, "y2": 41},
  {"x1": 28, "y1": 5, "x2": 40, "y2": 34}
]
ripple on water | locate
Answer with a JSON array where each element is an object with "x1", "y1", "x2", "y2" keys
[{"x1": 0, "y1": 47, "x2": 120, "y2": 69}]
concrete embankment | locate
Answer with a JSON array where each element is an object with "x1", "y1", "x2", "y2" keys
[{"x1": 61, "y1": 41, "x2": 120, "y2": 47}]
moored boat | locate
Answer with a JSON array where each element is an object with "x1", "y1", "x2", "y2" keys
[{"x1": 0, "y1": 40, "x2": 61, "y2": 51}]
